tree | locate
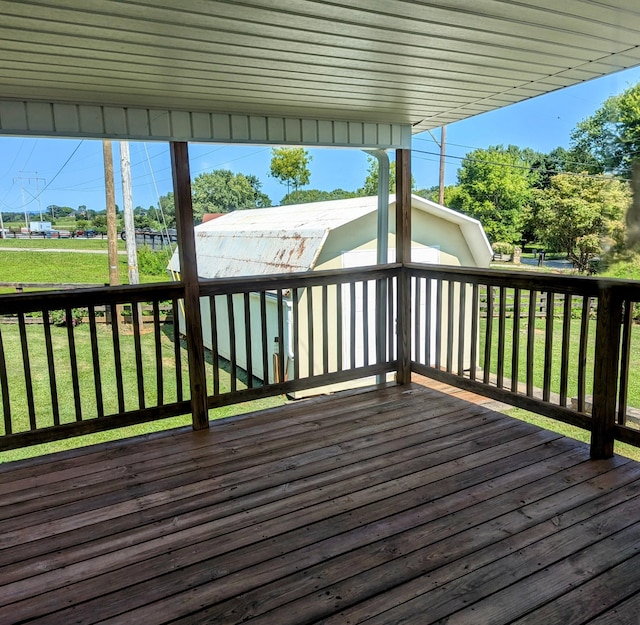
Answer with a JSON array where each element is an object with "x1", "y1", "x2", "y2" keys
[
  {"x1": 358, "y1": 157, "x2": 416, "y2": 196},
  {"x1": 456, "y1": 145, "x2": 537, "y2": 244},
  {"x1": 157, "y1": 192, "x2": 176, "y2": 228},
  {"x1": 570, "y1": 83, "x2": 640, "y2": 177},
  {"x1": 533, "y1": 173, "x2": 630, "y2": 271},
  {"x1": 269, "y1": 148, "x2": 312, "y2": 194},
  {"x1": 191, "y1": 170, "x2": 271, "y2": 222},
  {"x1": 280, "y1": 188, "x2": 358, "y2": 205}
]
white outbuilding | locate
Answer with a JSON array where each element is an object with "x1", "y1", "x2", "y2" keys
[{"x1": 168, "y1": 194, "x2": 492, "y2": 393}]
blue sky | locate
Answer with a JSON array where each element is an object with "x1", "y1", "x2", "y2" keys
[{"x1": 2, "y1": 65, "x2": 640, "y2": 220}]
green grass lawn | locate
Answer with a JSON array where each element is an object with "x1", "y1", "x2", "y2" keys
[
  {"x1": 478, "y1": 312, "x2": 640, "y2": 460},
  {"x1": 0, "y1": 249, "x2": 172, "y2": 287},
  {"x1": 503, "y1": 406, "x2": 640, "y2": 461},
  {"x1": 0, "y1": 321, "x2": 286, "y2": 463},
  {"x1": 479, "y1": 313, "x2": 640, "y2": 409},
  {"x1": 0, "y1": 237, "x2": 126, "y2": 250}
]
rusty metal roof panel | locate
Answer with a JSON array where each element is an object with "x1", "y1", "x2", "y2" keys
[{"x1": 168, "y1": 196, "x2": 380, "y2": 277}]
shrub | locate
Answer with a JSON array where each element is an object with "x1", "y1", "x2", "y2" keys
[
  {"x1": 137, "y1": 246, "x2": 169, "y2": 277},
  {"x1": 492, "y1": 241, "x2": 514, "y2": 255}
]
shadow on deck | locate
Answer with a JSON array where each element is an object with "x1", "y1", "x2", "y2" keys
[{"x1": 1, "y1": 381, "x2": 640, "y2": 624}]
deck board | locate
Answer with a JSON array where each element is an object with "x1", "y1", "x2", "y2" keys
[{"x1": 1, "y1": 382, "x2": 640, "y2": 624}]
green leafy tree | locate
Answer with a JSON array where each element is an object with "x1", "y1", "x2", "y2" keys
[
  {"x1": 157, "y1": 192, "x2": 176, "y2": 228},
  {"x1": 570, "y1": 83, "x2": 640, "y2": 177},
  {"x1": 191, "y1": 170, "x2": 271, "y2": 223},
  {"x1": 358, "y1": 157, "x2": 416, "y2": 196},
  {"x1": 91, "y1": 214, "x2": 108, "y2": 234},
  {"x1": 280, "y1": 188, "x2": 358, "y2": 205},
  {"x1": 533, "y1": 173, "x2": 630, "y2": 271},
  {"x1": 413, "y1": 185, "x2": 463, "y2": 208},
  {"x1": 269, "y1": 147, "x2": 312, "y2": 194},
  {"x1": 456, "y1": 145, "x2": 537, "y2": 244}
]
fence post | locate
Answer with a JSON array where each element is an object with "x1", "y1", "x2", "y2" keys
[
  {"x1": 590, "y1": 284, "x2": 623, "y2": 459},
  {"x1": 170, "y1": 142, "x2": 209, "y2": 431}
]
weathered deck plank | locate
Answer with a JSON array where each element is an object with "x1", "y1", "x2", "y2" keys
[{"x1": 1, "y1": 382, "x2": 639, "y2": 624}]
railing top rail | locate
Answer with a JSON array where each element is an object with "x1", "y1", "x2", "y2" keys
[
  {"x1": 198, "y1": 264, "x2": 402, "y2": 296},
  {"x1": 0, "y1": 282, "x2": 185, "y2": 314},
  {"x1": 406, "y1": 263, "x2": 640, "y2": 298}
]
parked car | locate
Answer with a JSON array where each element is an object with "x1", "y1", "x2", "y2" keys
[{"x1": 75, "y1": 229, "x2": 97, "y2": 238}]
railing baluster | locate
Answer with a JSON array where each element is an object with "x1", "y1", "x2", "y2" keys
[
  {"x1": 577, "y1": 296, "x2": 591, "y2": 413},
  {"x1": 244, "y1": 292, "x2": 253, "y2": 388},
  {"x1": 388, "y1": 276, "x2": 395, "y2": 362},
  {"x1": 414, "y1": 276, "x2": 421, "y2": 363},
  {"x1": 18, "y1": 312, "x2": 36, "y2": 429},
  {"x1": 618, "y1": 298, "x2": 633, "y2": 425},
  {"x1": 559, "y1": 294, "x2": 572, "y2": 407},
  {"x1": 470, "y1": 283, "x2": 479, "y2": 381},
  {"x1": 43, "y1": 308, "x2": 61, "y2": 424},
  {"x1": 88, "y1": 305, "x2": 104, "y2": 418},
  {"x1": 362, "y1": 280, "x2": 369, "y2": 366},
  {"x1": 336, "y1": 283, "x2": 343, "y2": 372},
  {"x1": 307, "y1": 285, "x2": 314, "y2": 377},
  {"x1": 226, "y1": 293, "x2": 237, "y2": 392},
  {"x1": 543, "y1": 291, "x2": 554, "y2": 402},
  {"x1": 322, "y1": 285, "x2": 329, "y2": 374},
  {"x1": 152, "y1": 301, "x2": 163, "y2": 406},
  {"x1": 446, "y1": 281, "x2": 454, "y2": 373},
  {"x1": 483, "y1": 285, "x2": 494, "y2": 385},
  {"x1": 173, "y1": 299, "x2": 183, "y2": 402},
  {"x1": 66, "y1": 307, "x2": 82, "y2": 422},
  {"x1": 497, "y1": 286, "x2": 506, "y2": 388},
  {"x1": 425, "y1": 277, "x2": 432, "y2": 367},
  {"x1": 209, "y1": 295, "x2": 220, "y2": 395},
  {"x1": 291, "y1": 289, "x2": 300, "y2": 381},
  {"x1": 375, "y1": 277, "x2": 385, "y2": 368},
  {"x1": 260, "y1": 291, "x2": 269, "y2": 385},
  {"x1": 457, "y1": 281, "x2": 466, "y2": 377},
  {"x1": 110, "y1": 303, "x2": 125, "y2": 413},
  {"x1": 526, "y1": 290, "x2": 536, "y2": 398},
  {"x1": 0, "y1": 326, "x2": 12, "y2": 434},
  {"x1": 131, "y1": 302, "x2": 145, "y2": 410},
  {"x1": 268, "y1": 291, "x2": 278, "y2": 384},
  {"x1": 350, "y1": 281, "x2": 356, "y2": 370},
  {"x1": 277, "y1": 289, "x2": 285, "y2": 383},
  {"x1": 435, "y1": 279, "x2": 443, "y2": 370},
  {"x1": 511, "y1": 288, "x2": 521, "y2": 393}
]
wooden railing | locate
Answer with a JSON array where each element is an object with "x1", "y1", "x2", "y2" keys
[
  {"x1": 197, "y1": 266, "x2": 398, "y2": 407},
  {"x1": 1, "y1": 262, "x2": 639, "y2": 458},
  {"x1": 0, "y1": 283, "x2": 188, "y2": 450},
  {"x1": 407, "y1": 264, "x2": 640, "y2": 456},
  {"x1": 0, "y1": 266, "x2": 398, "y2": 450}
]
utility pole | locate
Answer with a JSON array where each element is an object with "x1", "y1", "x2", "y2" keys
[
  {"x1": 439, "y1": 125, "x2": 446, "y2": 205},
  {"x1": 103, "y1": 140, "x2": 119, "y2": 287},
  {"x1": 119, "y1": 141, "x2": 139, "y2": 285}
]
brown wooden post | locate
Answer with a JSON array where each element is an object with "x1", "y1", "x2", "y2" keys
[
  {"x1": 170, "y1": 142, "x2": 209, "y2": 430},
  {"x1": 590, "y1": 284, "x2": 623, "y2": 458},
  {"x1": 396, "y1": 148, "x2": 412, "y2": 384}
]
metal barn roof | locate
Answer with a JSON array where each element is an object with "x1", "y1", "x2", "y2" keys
[
  {"x1": 1, "y1": 1, "x2": 639, "y2": 144},
  {"x1": 167, "y1": 194, "x2": 493, "y2": 277}
]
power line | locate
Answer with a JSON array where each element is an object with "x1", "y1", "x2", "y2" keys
[{"x1": 1, "y1": 141, "x2": 85, "y2": 210}]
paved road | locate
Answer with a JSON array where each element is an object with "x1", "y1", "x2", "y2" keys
[{"x1": 520, "y1": 257, "x2": 574, "y2": 270}]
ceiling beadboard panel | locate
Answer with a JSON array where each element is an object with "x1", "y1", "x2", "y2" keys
[{"x1": 0, "y1": 0, "x2": 638, "y2": 141}]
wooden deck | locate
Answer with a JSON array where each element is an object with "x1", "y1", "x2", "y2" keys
[{"x1": 2, "y1": 382, "x2": 640, "y2": 625}]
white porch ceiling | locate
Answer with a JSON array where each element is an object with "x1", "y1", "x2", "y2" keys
[{"x1": 0, "y1": 0, "x2": 639, "y2": 141}]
